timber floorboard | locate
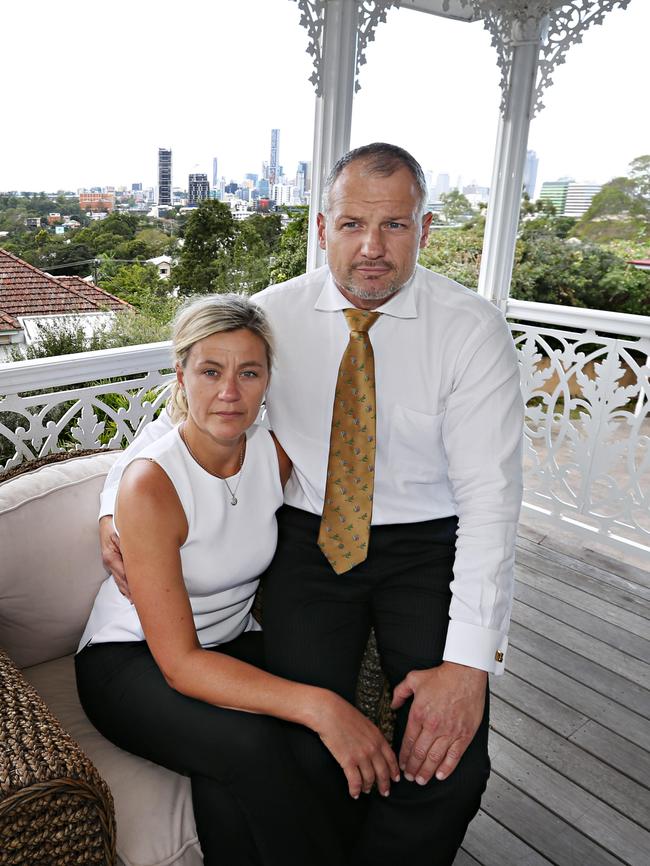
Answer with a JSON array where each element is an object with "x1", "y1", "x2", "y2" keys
[{"x1": 453, "y1": 532, "x2": 649, "y2": 866}]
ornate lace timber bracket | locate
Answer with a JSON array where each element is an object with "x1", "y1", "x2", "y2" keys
[
  {"x1": 444, "y1": 0, "x2": 632, "y2": 116},
  {"x1": 293, "y1": 1, "x2": 633, "y2": 113},
  {"x1": 292, "y1": 0, "x2": 399, "y2": 96}
]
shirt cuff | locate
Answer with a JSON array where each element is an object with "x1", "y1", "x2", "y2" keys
[
  {"x1": 98, "y1": 488, "x2": 117, "y2": 520},
  {"x1": 443, "y1": 620, "x2": 508, "y2": 675}
]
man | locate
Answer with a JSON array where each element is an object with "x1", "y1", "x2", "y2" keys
[{"x1": 100, "y1": 143, "x2": 523, "y2": 864}]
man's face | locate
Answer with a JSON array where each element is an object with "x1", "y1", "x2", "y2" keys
[{"x1": 317, "y1": 163, "x2": 432, "y2": 309}]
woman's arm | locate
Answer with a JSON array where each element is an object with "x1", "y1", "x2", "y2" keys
[
  {"x1": 117, "y1": 460, "x2": 399, "y2": 798},
  {"x1": 270, "y1": 432, "x2": 292, "y2": 488}
]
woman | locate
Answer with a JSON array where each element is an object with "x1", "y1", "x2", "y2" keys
[{"x1": 75, "y1": 295, "x2": 398, "y2": 866}]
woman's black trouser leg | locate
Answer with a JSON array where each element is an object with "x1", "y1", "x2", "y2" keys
[
  {"x1": 262, "y1": 506, "x2": 491, "y2": 866},
  {"x1": 75, "y1": 631, "x2": 346, "y2": 866}
]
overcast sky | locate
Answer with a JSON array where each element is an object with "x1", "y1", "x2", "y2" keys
[{"x1": 2, "y1": 0, "x2": 647, "y2": 197}]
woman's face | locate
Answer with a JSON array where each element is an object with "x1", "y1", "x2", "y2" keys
[{"x1": 177, "y1": 328, "x2": 269, "y2": 446}]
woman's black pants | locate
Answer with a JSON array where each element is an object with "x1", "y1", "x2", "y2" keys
[
  {"x1": 75, "y1": 631, "x2": 346, "y2": 866},
  {"x1": 261, "y1": 506, "x2": 491, "y2": 866}
]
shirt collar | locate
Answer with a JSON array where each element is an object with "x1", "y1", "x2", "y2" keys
[{"x1": 314, "y1": 268, "x2": 418, "y2": 319}]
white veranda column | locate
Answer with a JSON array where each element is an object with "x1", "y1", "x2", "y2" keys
[
  {"x1": 306, "y1": 0, "x2": 358, "y2": 272},
  {"x1": 477, "y1": 17, "x2": 543, "y2": 308},
  {"x1": 475, "y1": 0, "x2": 632, "y2": 307}
]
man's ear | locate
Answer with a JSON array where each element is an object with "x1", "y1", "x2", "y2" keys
[
  {"x1": 419, "y1": 211, "x2": 433, "y2": 248},
  {"x1": 317, "y1": 212, "x2": 327, "y2": 250}
]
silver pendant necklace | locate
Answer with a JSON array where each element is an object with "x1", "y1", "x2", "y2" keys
[{"x1": 180, "y1": 424, "x2": 245, "y2": 506}]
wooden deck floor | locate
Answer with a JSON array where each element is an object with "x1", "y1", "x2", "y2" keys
[{"x1": 454, "y1": 528, "x2": 650, "y2": 866}]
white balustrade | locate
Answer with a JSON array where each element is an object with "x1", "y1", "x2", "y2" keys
[
  {"x1": 0, "y1": 342, "x2": 175, "y2": 474},
  {"x1": 508, "y1": 299, "x2": 650, "y2": 553},
  {"x1": 1, "y1": 304, "x2": 649, "y2": 553}
]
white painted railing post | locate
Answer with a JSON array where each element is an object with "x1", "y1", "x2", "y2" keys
[
  {"x1": 477, "y1": 17, "x2": 544, "y2": 309},
  {"x1": 306, "y1": 0, "x2": 358, "y2": 272}
]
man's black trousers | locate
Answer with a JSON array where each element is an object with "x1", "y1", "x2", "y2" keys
[{"x1": 261, "y1": 505, "x2": 491, "y2": 866}]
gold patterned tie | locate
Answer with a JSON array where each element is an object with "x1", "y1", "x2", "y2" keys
[{"x1": 318, "y1": 308, "x2": 380, "y2": 574}]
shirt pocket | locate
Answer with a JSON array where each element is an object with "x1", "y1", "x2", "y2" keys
[{"x1": 387, "y1": 405, "x2": 447, "y2": 484}]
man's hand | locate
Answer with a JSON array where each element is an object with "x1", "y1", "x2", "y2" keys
[
  {"x1": 98, "y1": 515, "x2": 130, "y2": 600},
  {"x1": 391, "y1": 661, "x2": 487, "y2": 784}
]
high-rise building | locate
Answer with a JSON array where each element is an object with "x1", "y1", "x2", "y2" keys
[
  {"x1": 523, "y1": 150, "x2": 539, "y2": 199},
  {"x1": 269, "y1": 129, "x2": 280, "y2": 186},
  {"x1": 296, "y1": 161, "x2": 311, "y2": 192},
  {"x1": 245, "y1": 173, "x2": 259, "y2": 186},
  {"x1": 539, "y1": 180, "x2": 570, "y2": 214},
  {"x1": 188, "y1": 173, "x2": 210, "y2": 206},
  {"x1": 258, "y1": 178, "x2": 270, "y2": 197},
  {"x1": 434, "y1": 173, "x2": 450, "y2": 200},
  {"x1": 212, "y1": 158, "x2": 219, "y2": 190},
  {"x1": 272, "y1": 183, "x2": 298, "y2": 207},
  {"x1": 564, "y1": 183, "x2": 601, "y2": 217},
  {"x1": 158, "y1": 148, "x2": 172, "y2": 206}
]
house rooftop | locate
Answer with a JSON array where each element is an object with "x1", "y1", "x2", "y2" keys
[{"x1": 0, "y1": 248, "x2": 130, "y2": 332}]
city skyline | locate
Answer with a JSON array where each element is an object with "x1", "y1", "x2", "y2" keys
[{"x1": 1, "y1": 0, "x2": 648, "y2": 195}]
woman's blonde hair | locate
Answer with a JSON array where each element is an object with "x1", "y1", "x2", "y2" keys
[{"x1": 168, "y1": 293, "x2": 274, "y2": 423}]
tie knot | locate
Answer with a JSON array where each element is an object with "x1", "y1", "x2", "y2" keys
[{"x1": 343, "y1": 308, "x2": 380, "y2": 334}]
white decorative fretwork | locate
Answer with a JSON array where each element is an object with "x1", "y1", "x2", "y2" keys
[
  {"x1": 293, "y1": 0, "x2": 398, "y2": 95},
  {"x1": 2, "y1": 308, "x2": 649, "y2": 554},
  {"x1": 0, "y1": 345, "x2": 174, "y2": 474},
  {"x1": 293, "y1": 0, "x2": 326, "y2": 95},
  {"x1": 511, "y1": 317, "x2": 650, "y2": 551},
  {"x1": 445, "y1": 0, "x2": 632, "y2": 116},
  {"x1": 355, "y1": 1, "x2": 400, "y2": 92}
]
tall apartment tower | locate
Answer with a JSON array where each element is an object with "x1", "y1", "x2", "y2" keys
[
  {"x1": 523, "y1": 150, "x2": 539, "y2": 199},
  {"x1": 269, "y1": 129, "x2": 280, "y2": 186},
  {"x1": 158, "y1": 148, "x2": 172, "y2": 206},
  {"x1": 212, "y1": 158, "x2": 219, "y2": 189},
  {"x1": 188, "y1": 173, "x2": 210, "y2": 206},
  {"x1": 539, "y1": 180, "x2": 570, "y2": 214},
  {"x1": 296, "y1": 160, "x2": 311, "y2": 193},
  {"x1": 564, "y1": 183, "x2": 601, "y2": 217}
]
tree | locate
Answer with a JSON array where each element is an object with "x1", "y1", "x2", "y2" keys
[
  {"x1": 269, "y1": 207, "x2": 308, "y2": 284},
  {"x1": 174, "y1": 200, "x2": 236, "y2": 295},
  {"x1": 439, "y1": 190, "x2": 474, "y2": 225},
  {"x1": 628, "y1": 154, "x2": 650, "y2": 200},
  {"x1": 575, "y1": 155, "x2": 650, "y2": 243},
  {"x1": 418, "y1": 220, "x2": 485, "y2": 288}
]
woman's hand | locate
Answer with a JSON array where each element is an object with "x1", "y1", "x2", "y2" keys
[{"x1": 313, "y1": 691, "x2": 400, "y2": 799}]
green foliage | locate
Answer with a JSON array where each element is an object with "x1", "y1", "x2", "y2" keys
[
  {"x1": 175, "y1": 203, "x2": 286, "y2": 295},
  {"x1": 439, "y1": 190, "x2": 474, "y2": 225},
  {"x1": 519, "y1": 214, "x2": 577, "y2": 240},
  {"x1": 100, "y1": 262, "x2": 168, "y2": 310},
  {"x1": 8, "y1": 319, "x2": 106, "y2": 361},
  {"x1": 575, "y1": 154, "x2": 650, "y2": 244},
  {"x1": 510, "y1": 231, "x2": 650, "y2": 315},
  {"x1": 174, "y1": 200, "x2": 236, "y2": 295},
  {"x1": 418, "y1": 221, "x2": 485, "y2": 288},
  {"x1": 269, "y1": 207, "x2": 308, "y2": 284}
]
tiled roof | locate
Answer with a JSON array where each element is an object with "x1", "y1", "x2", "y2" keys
[
  {"x1": 0, "y1": 248, "x2": 131, "y2": 331},
  {"x1": 0, "y1": 308, "x2": 19, "y2": 330}
]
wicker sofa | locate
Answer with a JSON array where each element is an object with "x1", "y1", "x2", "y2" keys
[
  {"x1": 0, "y1": 450, "x2": 390, "y2": 866},
  {"x1": 0, "y1": 451, "x2": 203, "y2": 866}
]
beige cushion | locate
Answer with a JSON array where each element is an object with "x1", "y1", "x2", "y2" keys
[
  {"x1": 0, "y1": 453, "x2": 203, "y2": 865},
  {"x1": 0, "y1": 452, "x2": 120, "y2": 668},
  {"x1": 24, "y1": 655, "x2": 201, "y2": 866}
]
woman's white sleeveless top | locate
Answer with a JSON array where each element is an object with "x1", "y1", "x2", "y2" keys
[{"x1": 78, "y1": 424, "x2": 283, "y2": 650}]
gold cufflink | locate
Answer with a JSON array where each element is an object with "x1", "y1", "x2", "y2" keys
[{"x1": 495, "y1": 650, "x2": 504, "y2": 663}]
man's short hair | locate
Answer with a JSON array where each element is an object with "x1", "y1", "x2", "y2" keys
[{"x1": 322, "y1": 143, "x2": 428, "y2": 216}]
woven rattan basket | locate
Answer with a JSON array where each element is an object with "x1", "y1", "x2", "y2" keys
[{"x1": 0, "y1": 649, "x2": 116, "y2": 865}]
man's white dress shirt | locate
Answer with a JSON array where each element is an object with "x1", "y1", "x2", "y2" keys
[{"x1": 100, "y1": 264, "x2": 523, "y2": 675}]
